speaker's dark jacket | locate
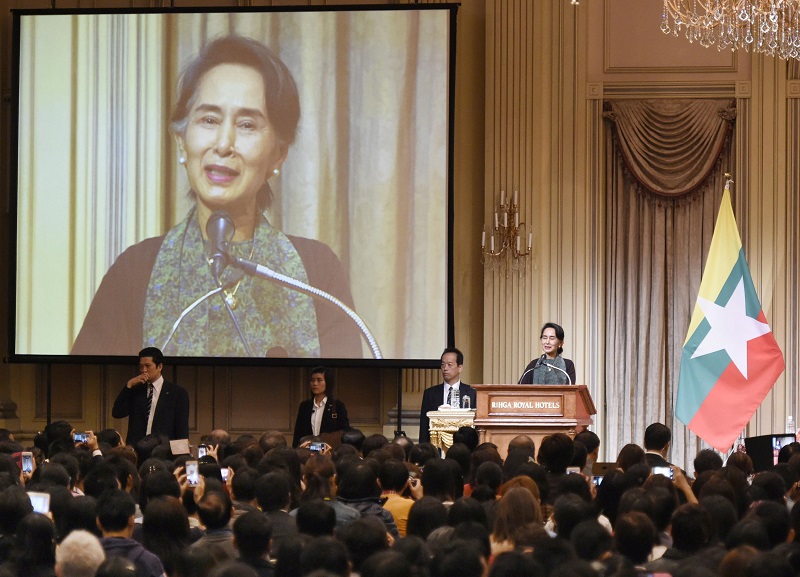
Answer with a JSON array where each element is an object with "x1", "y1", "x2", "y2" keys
[{"x1": 112, "y1": 380, "x2": 190, "y2": 446}]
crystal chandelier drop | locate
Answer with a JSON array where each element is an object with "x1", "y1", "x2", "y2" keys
[{"x1": 661, "y1": 0, "x2": 800, "y2": 61}]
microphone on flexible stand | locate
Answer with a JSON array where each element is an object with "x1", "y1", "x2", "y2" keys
[
  {"x1": 206, "y1": 211, "x2": 235, "y2": 282},
  {"x1": 518, "y1": 354, "x2": 546, "y2": 384}
]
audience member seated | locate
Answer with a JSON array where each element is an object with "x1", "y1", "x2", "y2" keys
[{"x1": 232, "y1": 511, "x2": 274, "y2": 577}]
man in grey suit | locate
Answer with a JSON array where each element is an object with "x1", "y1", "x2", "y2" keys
[{"x1": 418, "y1": 347, "x2": 476, "y2": 443}]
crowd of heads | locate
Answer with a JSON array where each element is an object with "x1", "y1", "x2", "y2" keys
[{"x1": 2, "y1": 421, "x2": 800, "y2": 577}]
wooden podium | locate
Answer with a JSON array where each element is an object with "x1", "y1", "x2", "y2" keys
[{"x1": 472, "y1": 384, "x2": 596, "y2": 459}]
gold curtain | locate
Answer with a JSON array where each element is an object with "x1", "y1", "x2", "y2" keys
[{"x1": 604, "y1": 99, "x2": 735, "y2": 465}]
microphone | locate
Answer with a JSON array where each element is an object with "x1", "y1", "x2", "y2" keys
[
  {"x1": 534, "y1": 353, "x2": 546, "y2": 368},
  {"x1": 542, "y1": 361, "x2": 573, "y2": 385},
  {"x1": 517, "y1": 354, "x2": 546, "y2": 384},
  {"x1": 206, "y1": 211, "x2": 235, "y2": 281}
]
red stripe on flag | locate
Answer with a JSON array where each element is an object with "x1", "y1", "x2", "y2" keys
[{"x1": 688, "y1": 332, "x2": 785, "y2": 452}]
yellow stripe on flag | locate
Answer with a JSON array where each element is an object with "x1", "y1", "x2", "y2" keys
[{"x1": 684, "y1": 186, "x2": 742, "y2": 344}]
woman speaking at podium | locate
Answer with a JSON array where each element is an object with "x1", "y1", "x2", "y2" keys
[{"x1": 518, "y1": 322, "x2": 577, "y2": 385}]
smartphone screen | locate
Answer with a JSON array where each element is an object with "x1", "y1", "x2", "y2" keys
[
  {"x1": 197, "y1": 445, "x2": 207, "y2": 458},
  {"x1": 21, "y1": 452, "x2": 33, "y2": 474},
  {"x1": 28, "y1": 491, "x2": 50, "y2": 514},
  {"x1": 309, "y1": 443, "x2": 323, "y2": 453},
  {"x1": 186, "y1": 461, "x2": 199, "y2": 486},
  {"x1": 566, "y1": 466, "x2": 581, "y2": 475},
  {"x1": 73, "y1": 432, "x2": 88, "y2": 443},
  {"x1": 221, "y1": 467, "x2": 230, "y2": 483},
  {"x1": 592, "y1": 475, "x2": 604, "y2": 487},
  {"x1": 652, "y1": 466, "x2": 674, "y2": 479}
]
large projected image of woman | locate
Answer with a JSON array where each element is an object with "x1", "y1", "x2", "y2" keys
[{"x1": 71, "y1": 36, "x2": 361, "y2": 358}]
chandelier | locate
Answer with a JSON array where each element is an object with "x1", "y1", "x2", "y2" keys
[
  {"x1": 480, "y1": 190, "x2": 532, "y2": 277},
  {"x1": 660, "y1": 0, "x2": 800, "y2": 61}
]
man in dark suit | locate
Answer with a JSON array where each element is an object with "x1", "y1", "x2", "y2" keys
[
  {"x1": 644, "y1": 422, "x2": 675, "y2": 469},
  {"x1": 418, "y1": 347, "x2": 477, "y2": 444},
  {"x1": 112, "y1": 347, "x2": 189, "y2": 446}
]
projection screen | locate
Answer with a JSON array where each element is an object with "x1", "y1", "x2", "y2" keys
[{"x1": 10, "y1": 6, "x2": 456, "y2": 365}]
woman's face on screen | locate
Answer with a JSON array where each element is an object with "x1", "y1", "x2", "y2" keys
[{"x1": 177, "y1": 63, "x2": 286, "y2": 217}]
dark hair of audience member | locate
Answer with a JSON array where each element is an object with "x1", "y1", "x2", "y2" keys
[
  {"x1": 502, "y1": 447, "x2": 537, "y2": 483},
  {"x1": 83, "y1": 462, "x2": 120, "y2": 499},
  {"x1": 700, "y1": 494, "x2": 739, "y2": 544},
  {"x1": 643, "y1": 423, "x2": 671, "y2": 451},
  {"x1": 556, "y1": 472, "x2": 592, "y2": 503},
  {"x1": 255, "y1": 471, "x2": 292, "y2": 513},
  {"x1": 488, "y1": 550, "x2": 543, "y2": 577},
  {"x1": 725, "y1": 517, "x2": 771, "y2": 550},
  {"x1": 208, "y1": 560, "x2": 258, "y2": 577},
  {"x1": 748, "y1": 471, "x2": 787, "y2": 505},
  {"x1": 493, "y1": 486, "x2": 543, "y2": 544},
  {"x1": 771, "y1": 462, "x2": 798, "y2": 495},
  {"x1": 392, "y1": 535, "x2": 433, "y2": 574},
  {"x1": 97, "y1": 489, "x2": 135, "y2": 532},
  {"x1": 537, "y1": 433, "x2": 574, "y2": 475},
  {"x1": 406, "y1": 496, "x2": 448, "y2": 540},
  {"x1": 139, "y1": 469, "x2": 181, "y2": 511},
  {"x1": 142, "y1": 496, "x2": 191, "y2": 574},
  {"x1": 336, "y1": 515, "x2": 389, "y2": 572},
  {"x1": 295, "y1": 498, "x2": 336, "y2": 536},
  {"x1": 472, "y1": 461, "x2": 503, "y2": 500},
  {"x1": 747, "y1": 500, "x2": 792, "y2": 548},
  {"x1": 430, "y1": 539, "x2": 484, "y2": 577},
  {"x1": 49, "y1": 452, "x2": 80, "y2": 487},
  {"x1": 615, "y1": 511, "x2": 657, "y2": 564},
  {"x1": 452, "y1": 520, "x2": 491, "y2": 560},
  {"x1": 426, "y1": 526, "x2": 455, "y2": 555},
  {"x1": 299, "y1": 536, "x2": 350, "y2": 577},
  {"x1": 513, "y1": 522, "x2": 550, "y2": 550},
  {"x1": 616, "y1": 443, "x2": 646, "y2": 471},
  {"x1": 549, "y1": 558, "x2": 599, "y2": 577},
  {"x1": 409, "y1": 443, "x2": 439, "y2": 468},
  {"x1": 617, "y1": 487, "x2": 655, "y2": 521},
  {"x1": 716, "y1": 466, "x2": 751, "y2": 518},
  {"x1": 445, "y1": 443, "x2": 472, "y2": 479},
  {"x1": 361, "y1": 434, "x2": 389, "y2": 458},
  {"x1": 337, "y1": 461, "x2": 381, "y2": 501},
  {"x1": 570, "y1": 519, "x2": 613, "y2": 562},
  {"x1": 694, "y1": 448, "x2": 724, "y2": 475},
  {"x1": 95, "y1": 556, "x2": 138, "y2": 577},
  {"x1": 718, "y1": 545, "x2": 760, "y2": 577},
  {"x1": 258, "y1": 447, "x2": 302, "y2": 489},
  {"x1": 570, "y1": 441, "x2": 588, "y2": 471},
  {"x1": 340, "y1": 429, "x2": 366, "y2": 453},
  {"x1": 697, "y1": 474, "x2": 738, "y2": 512},
  {"x1": 300, "y1": 454, "x2": 336, "y2": 503},
  {"x1": 197, "y1": 488, "x2": 232, "y2": 531},
  {"x1": 648, "y1": 486, "x2": 681, "y2": 534},
  {"x1": 57, "y1": 495, "x2": 100, "y2": 541},
  {"x1": 272, "y1": 533, "x2": 310, "y2": 577},
  {"x1": 671, "y1": 503, "x2": 713, "y2": 554},
  {"x1": 378, "y1": 458, "x2": 409, "y2": 494},
  {"x1": 747, "y1": 551, "x2": 794, "y2": 577},
  {"x1": 448, "y1": 497, "x2": 489, "y2": 529},
  {"x1": 553, "y1": 493, "x2": 596, "y2": 540},
  {"x1": 229, "y1": 466, "x2": 258, "y2": 503},
  {"x1": 9, "y1": 512, "x2": 57, "y2": 575},
  {"x1": 36, "y1": 461, "x2": 71, "y2": 489},
  {"x1": 453, "y1": 426, "x2": 480, "y2": 452},
  {"x1": 530, "y1": 535, "x2": 577, "y2": 576},
  {"x1": 360, "y1": 550, "x2": 413, "y2": 577},
  {"x1": 390, "y1": 434, "x2": 414, "y2": 460},
  {"x1": 233, "y1": 510, "x2": 272, "y2": 559},
  {"x1": 420, "y1": 458, "x2": 457, "y2": 502}
]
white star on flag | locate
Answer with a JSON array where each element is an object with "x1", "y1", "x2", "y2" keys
[{"x1": 691, "y1": 277, "x2": 771, "y2": 379}]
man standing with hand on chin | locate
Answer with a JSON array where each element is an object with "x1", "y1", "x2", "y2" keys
[
  {"x1": 112, "y1": 346, "x2": 190, "y2": 446},
  {"x1": 418, "y1": 347, "x2": 477, "y2": 443}
]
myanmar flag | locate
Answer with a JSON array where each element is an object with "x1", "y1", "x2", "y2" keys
[{"x1": 677, "y1": 184, "x2": 785, "y2": 453}]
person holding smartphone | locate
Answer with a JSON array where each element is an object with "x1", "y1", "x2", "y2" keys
[{"x1": 292, "y1": 367, "x2": 349, "y2": 448}]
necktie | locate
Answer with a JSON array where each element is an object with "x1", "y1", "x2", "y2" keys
[
  {"x1": 446, "y1": 387, "x2": 452, "y2": 406},
  {"x1": 146, "y1": 384, "x2": 154, "y2": 422}
]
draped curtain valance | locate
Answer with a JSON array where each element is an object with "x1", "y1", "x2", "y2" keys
[{"x1": 604, "y1": 99, "x2": 736, "y2": 198}]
